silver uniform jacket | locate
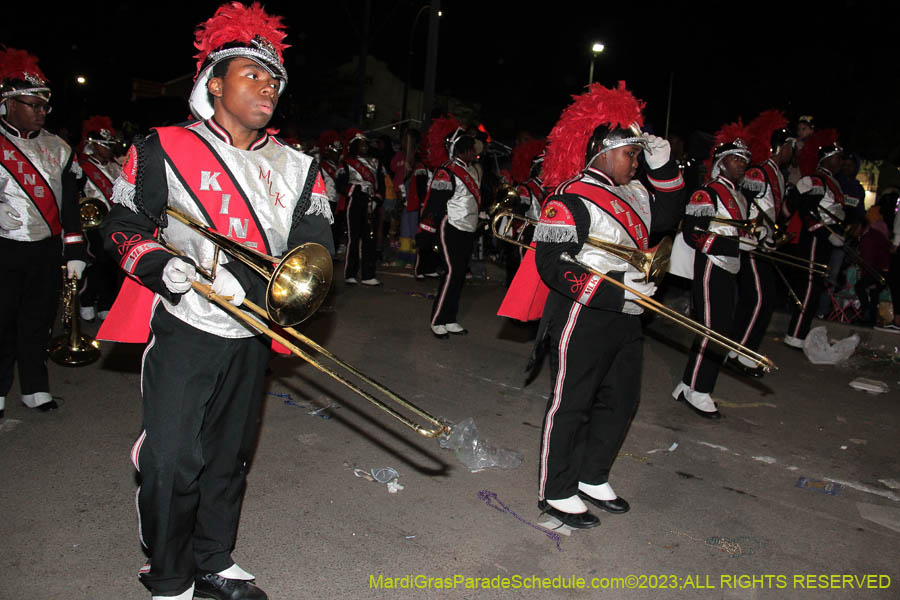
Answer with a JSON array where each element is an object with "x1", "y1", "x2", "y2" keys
[
  {"x1": 344, "y1": 157, "x2": 378, "y2": 196},
  {"x1": 573, "y1": 170, "x2": 652, "y2": 315},
  {"x1": 796, "y1": 168, "x2": 845, "y2": 226},
  {"x1": 111, "y1": 120, "x2": 331, "y2": 339},
  {"x1": 1, "y1": 123, "x2": 77, "y2": 242},
  {"x1": 80, "y1": 155, "x2": 120, "y2": 209},
  {"x1": 445, "y1": 158, "x2": 481, "y2": 233}
]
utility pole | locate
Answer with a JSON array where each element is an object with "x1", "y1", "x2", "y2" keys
[
  {"x1": 421, "y1": 0, "x2": 441, "y2": 131},
  {"x1": 356, "y1": 0, "x2": 371, "y2": 123}
]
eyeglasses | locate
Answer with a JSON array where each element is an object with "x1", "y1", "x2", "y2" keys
[{"x1": 12, "y1": 98, "x2": 52, "y2": 114}]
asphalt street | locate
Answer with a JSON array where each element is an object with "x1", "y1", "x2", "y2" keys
[{"x1": 1, "y1": 260, "x2": 898, "y2": 599}]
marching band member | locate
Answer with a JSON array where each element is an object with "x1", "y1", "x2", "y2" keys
[
  {"x1": 317, "y1": 129, "x2": 343, "y2": 250},
  {"x1": 673, "y1": 122, "x2": 754, "y2": 419},
  {"x1": 0, "y1": 47, "x2": 85, "y2": 417},
  {"x1": 98, "y1": 3, "x2": 332, "y2": 598},
  {"x1": 78, "y1": 115, "x2": 123, "y2": 321},
  {"x1": 727, "y1": 110, "x2": 795, "y2": 377},
  {"x1": 504, "y1": 82, "x2": 684, "y2": 527},
  {"x1": 415, "y1": 117, "x2": 459, "y2": 281},
  {"x1": 783, "y1": 130, "x2": 845, "y2": 348},
  {"x1": 337, "y1": 129, "x2": 384, "y2": 285},
  {"x1": 420, "y1": 122, "x2": 483, "y2": 339}
]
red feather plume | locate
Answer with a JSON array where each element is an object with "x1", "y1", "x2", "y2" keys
[
  {"x1": 746, "y1": 109, "x2": 788, "y2": 163},
  {"x1": 193, "y1": 2, "x2": 289, "y2": 77},
  {"x1": 541, "y1": 81, "x2": 645, "y2": 188},
  {"x1": 318, "y1": 129, "x2": 340, "y2": 151},
  {"x1": 0, "y1": 46, "x2": 47, "y2": 84},
  {"x1": 798, "y1": 129, "x2": 839, "y2": 177},
  {"x1": 81, "y1": 115, "x2": 115, "y2": 142},
  {"x1": 510, "y1": 139, "x2": 546, "y2": 184},
  {"x1": 703, "y1": 119, "x2": 752, "y2": 176},
  {"x1": 423, "y1": 116, "x2": 460, "y2": 169}
]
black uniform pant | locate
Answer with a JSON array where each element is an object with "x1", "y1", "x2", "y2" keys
[
  {"x1": 414, "y1": 231, "x2": 441, "y2": 277},
  {"x1": 343, "y1": 191, "x2": 376, "y2": 281},
  {"x1": 787, "y1": 229, "x2": 831, "y2": 340},
  {"x1": 80, "y1": 229, "x2": 119, "y2": 312},
  {"x1": 0, "y1": 236, "x2": 62, "y2": 396},
  {"x1": 538, "y1": 299, "x2": 642, "y2": 501},
  {"x1": 431, "y1": 217, "x2": 474, "y2": 326},
  {"x1": 732, "y1": 252, "x2": 775, "y2": 353},
  {"x1": 682, "y1": 253, "x2": 736, "y2": 394},
  {"x1": 135, "y1": 306, "x2": 269, "y2": 595}
]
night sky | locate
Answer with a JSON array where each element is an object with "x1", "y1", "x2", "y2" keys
[{"x1": 4, "y1": 0, "x2": 898, "y2": 158}]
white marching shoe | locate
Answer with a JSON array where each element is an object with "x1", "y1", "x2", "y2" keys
[
  {"x1": 672, "y1": 382, "x2": 721, "y2": 420},
  {"x1": 152, "y1": 584, "x2": 193, "y2": 600}
]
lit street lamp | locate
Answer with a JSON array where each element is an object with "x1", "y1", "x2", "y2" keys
[
  {"x1": 588, "y1": 42, "x2": 604, "y2": 85},
  {"x1": 76, "y1": 76, "x2": 86, "y2": 85}
]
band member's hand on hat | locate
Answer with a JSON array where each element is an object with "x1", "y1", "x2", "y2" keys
[
  {"x1": 642, "y1": 133, "x2": 671, "y2": 169},
  {"x1": 211, "y1": 268, "x2": 246, "y2": 306},
  {"x1": 66, "y1": 260, "x2": 87, "y2": 279},
  {"x1": 162, "y1": 256, "x2": 198, "y2": 294},
  {"x1": 0, "y1": 204, "x2": 23, "y2": 231},
  {"x1": 623, "y1": 270, "x2": 658, "y2": 300}
]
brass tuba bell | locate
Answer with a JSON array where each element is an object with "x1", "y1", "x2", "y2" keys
[
  {"x1": 79, "y1": 197, "x2": 109, "y2": 229},
  {"x1": 50, "y1": 267, "x2": 101, "y2": 366}
]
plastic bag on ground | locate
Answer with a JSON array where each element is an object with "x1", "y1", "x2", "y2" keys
[
  {"x1": 803, "y1": 326, "x2": 859, "y2": 365},
  {"x1": 440, "y1": 417, "x2": 523, "y2": 471}
]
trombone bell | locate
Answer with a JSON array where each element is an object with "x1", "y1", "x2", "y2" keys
[{"x1": 267, "y1": 243, "x2": 333, "y2": 327}]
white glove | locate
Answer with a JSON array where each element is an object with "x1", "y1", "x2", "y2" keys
[
  {"x1": 210, "y1": 268, "x2": 246, "y2": 307},
  {"x1": 162, "y1": 257, "x2": 197, "y2": 295},
  {"x1": 642, "y1": 134, "x2": 671, "y2": 170},
  {"x1": 66, "y1": 260, "x2": 86, "y2": 279},
  {"x1": 478, "y1": 211, "x2": 489, "y2": 220},
  {"x1": 828, "y1": 232, "x2": 845, "y2": 247},
  {"x1": 0, "y1": 204, "x2": 23, "y2": 231},
  {"x1": 623, "y1": 271, "x2": 657, "y2": 300}
]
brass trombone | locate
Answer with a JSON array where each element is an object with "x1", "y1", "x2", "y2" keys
[
  {"x1": 699, "y1": 221, "x2": 830, "y2": 277},
  {"x1": 815, "y1": 206, "x2": 888, "y2": 287},
  {"x1": 493, "y1": 212, "x2": 777, "y2": 372},
  {"x1": 163, "y1": 208, "x2": 451, "y2": 439},
  {"x1": 492, "y1": 210, "x2": 673, "y2": 285}
]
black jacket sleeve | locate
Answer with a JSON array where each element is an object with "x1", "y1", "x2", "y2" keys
[
  {"x1": 99, "y1": 133, "x2": 185, "y2": 303},
  {"x1": 533, "y1": 193, "x2": 628, "y2": 311},
  {"x1": 645, "y1": 159, "x2": 687, "y2": 233},
  {"x1": 60, "y1": 151, "x2": 87, "y2": 261}
]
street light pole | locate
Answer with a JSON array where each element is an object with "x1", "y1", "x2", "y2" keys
[
  {"x1": 402, "y1": 4, "x2": 430, "y2": 123},
  {"x1": 588, "y1": 42, "x2": 604, "y2": 85},
  {"x1": 421, "y1": 0, "x2": 441, "y2": 130}
]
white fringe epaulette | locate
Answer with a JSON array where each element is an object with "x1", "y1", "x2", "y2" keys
[
  {"x1": 430, "y1": 179, "x2": 453, "y2": 191},
  {"x1": 743, "y1": 177, "x2": 765, "y2": 192},
  {"x1": 305, "y1": 191, "x2": 334, "y2": 224},
  {"x1": 112, "y1": 176, "x2": 137, "y2": 213},
  {"x1": 685, "y1": 203, "x2": 717, "y2": 217},
  {"x1": 533, "y1": 222, "x2": 578, "y2": 243}
]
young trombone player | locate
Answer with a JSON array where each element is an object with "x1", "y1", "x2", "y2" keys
[
  {"x1": 99, "y1": 3, "x2": 332, "y2": 599},
  {"x1": 503, "y1": 82, "x2": 685, "y2": 528},
  {"x1": 673, "y1": 122, "x2": 754, "y2": 419},
  {"x1": 727, "y1": 110, "x2": 796, "y2": 378}
]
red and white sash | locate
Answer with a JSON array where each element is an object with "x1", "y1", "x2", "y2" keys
[
  {"x1": 0, "y1": 136, "x2": 60, "y2": 234},
  {"x1": 80, "y1": 155, "x2": 115, "y2": 201},
  {"x1": 566, "y1": 181, "x2": 649, "y2": 249}
]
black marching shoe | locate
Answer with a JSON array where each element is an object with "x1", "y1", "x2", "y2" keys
[
  {"x1": 537, "y1": 500, "x2": 600, "y2": 529},
  {"x1": 578, "y1": 493, "x2": 630, "y2": 514},
  {"x1": 194, "y1": 573, "x2": 268, "y2": 600},
  {"x1": 725, "y1": 357, "x2": 764, "y2": 379},
  {"x1": 35, "y1": 399, "x2": 59, "y2": 412}
]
